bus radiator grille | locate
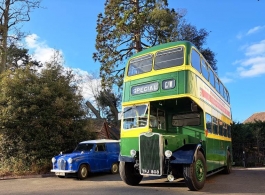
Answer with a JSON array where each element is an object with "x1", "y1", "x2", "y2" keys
[{"x1": 139, "y1": 133, "x2": 163, "y2": 176}]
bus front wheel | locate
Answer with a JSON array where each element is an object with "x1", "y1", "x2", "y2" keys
[
  {"x1": 119, "y1": 161, "x2": 143, "y2": 186},
  {"x1": 183, "y1": 151, "x2": 206, "y2": 191}
]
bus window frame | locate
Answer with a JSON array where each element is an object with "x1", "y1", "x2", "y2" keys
[
  {"x1": 212, "y1": 116, "x2": 218, "y2": 135},
  {"x1": 127, "y1": 54, "x2": 153, "y2": 76},
  {"x1": 191, "y1": 49, "x2": 201, "y2": 73},
  {"x1": 201, "y1": 58, "x2": 209, "y2": 80},
  {"x1": 206, "y1": 113, "x2": 212, "y2": 134},
  {"x1": 154, "y1": 46, "x2": 184, "y2": 70}
]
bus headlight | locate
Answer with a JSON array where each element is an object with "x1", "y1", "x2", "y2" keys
[
  {"x1": 67, "y1": 158, "x2": 73, "y2": 164},
  {"x1": 165, "y1": 150, "x2": 172, "y2": 158},
  {"x1": 130, "y1": 149, "x2": 137, "y2": 157}
]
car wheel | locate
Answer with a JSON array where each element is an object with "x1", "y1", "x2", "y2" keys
[
  {"x1": 111, "y1": 163, "x2": 119, "y2": 174},
  {"x1": 77, "y1": 164, "x2": 88, "y2": 180}
]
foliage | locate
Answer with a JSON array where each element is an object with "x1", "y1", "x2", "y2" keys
[
  {"x1": 0, "y1": 0, "x2": 42, "y2": 73},
  {"x1": 6, "y1": 44, "x2": 42, "y2": 70},
  {"x1": 94, "y1": 0, "x2": 217, "y2": 90},
  {"x1": 0, "y1": 61, "x2": 94, "y2": 175},
  {"x1": 231, "y1": 121, "x2": 265, "y2": 167},
  {"x1": 176, "y1": 23, "x2": 217, "y2": 70}
]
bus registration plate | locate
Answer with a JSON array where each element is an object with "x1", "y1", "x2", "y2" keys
[{"x1": 141, "y1": 169, "x2": 160, "y2": 175}]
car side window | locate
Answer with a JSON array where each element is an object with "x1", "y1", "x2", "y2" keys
[{"x1": 95, "y1": 143, "x2": 105, "y2": 152}]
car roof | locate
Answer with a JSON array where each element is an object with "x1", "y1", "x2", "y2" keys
[{"x1": 79, "y1": 139, "x2": 120, "y2": 144}]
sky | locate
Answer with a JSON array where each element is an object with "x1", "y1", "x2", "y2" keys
[{"x1": 20, "y1": 0, "x2": 265, "y2": 123}]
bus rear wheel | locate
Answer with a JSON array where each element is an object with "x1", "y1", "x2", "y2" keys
[
  {"x1": 119, "y1": 161, "x2": 143, "y2": 186},
  {"x1": 183, "y1": 151, "x2": 206, "y2": 191},
  {"x1": 223, "y1": 154, "x2": 232, "y2": 174}
]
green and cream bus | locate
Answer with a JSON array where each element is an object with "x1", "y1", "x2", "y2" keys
[{"x1": 119, "y1": 41, "x2": 232, "y2": 191}]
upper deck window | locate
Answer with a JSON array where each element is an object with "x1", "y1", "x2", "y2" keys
[
  {"x1": 201, "y1": 59, "x2": 209, "y2": 80},
  {"x1": 128, "y1": 54, "x2": 153, "y2": 76},
  {"x1": 154, "y1": 47, "x2": 184, "y2": 70},
  {"x1": 191, "y1": 49, "x2": 201, "y2": 73}
]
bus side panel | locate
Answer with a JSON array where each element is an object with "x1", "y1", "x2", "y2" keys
[{"x1": 206, "y1": 138, "x2": 232, "y2": 171}]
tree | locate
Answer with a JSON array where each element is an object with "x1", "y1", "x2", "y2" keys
[
  {"x1": 0, "y1": 56, "x2": 93, "y2": 174},
  {"x1": 93, "y1": 0, "x2": 217, "y2": 90},
  {"x1": 6, "y1": 43, "x2": 42, "y2": 70},
  {"x1": 95, "y1": 89, "x2": 121, "y2": 124},
  {"x1": 93, "y1": 0, "x2": 177, "y2": 89},
  {"x1": 176, "y1": 22, "x2": 217, "y2": 70},
  {"x1": 0, "y1": 0, "x2": 41, "y2": 73}
]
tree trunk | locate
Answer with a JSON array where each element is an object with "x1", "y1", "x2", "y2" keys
[
  {"x1": 0, "y1": 0, "x2": 10, "y2": 73},
  {"x1": 85, "y1": 101, "x2": 102, "y2": 119},
  {"x1": 133, "y1": 0, "x2": 142, "y2": 53}
]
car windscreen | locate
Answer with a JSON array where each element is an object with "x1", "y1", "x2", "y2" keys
[{"x1": 73, "y1": 143, "x2": 94, "y2": 152}]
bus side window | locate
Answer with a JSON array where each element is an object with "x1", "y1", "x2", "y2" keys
[
  {"x1": 206, "y1": 113, "x2": 212, "y2": 133},
  {"x1": 209, "y1": 69, "x2": 215, "y2": 87},
  {"x1": 220, "y1": 83, "x2": 224, "y2": 98},
  {"x1": 215, "y1": 76, "x2": 220, "y2": 93},
  {"x1": 223, "y1": 123, "x2": 227, "y2": 137},
  {"x1": 228, "y1": 125, "x2": 231, "y2": 138},
  {"x1": 212, "y1": 117, "x2": 218, "y2": 135},
  {"x1": 201, "y1": 59, "x2": 209, "y2": 80},
  {"x1": 191, "y1": 49, "x2": 201, "y2": 73},
  {"x1": 219, "y1": 120, "x2": 223, "y2": 136}
]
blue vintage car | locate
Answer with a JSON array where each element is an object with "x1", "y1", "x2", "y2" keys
[{"x1": 51, "y1": 139, "x2": 120, "y2": 180}]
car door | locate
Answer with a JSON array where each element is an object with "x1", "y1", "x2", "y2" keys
[{"x1": 94, "y1": 143, "x2": 108, "y2": 171}]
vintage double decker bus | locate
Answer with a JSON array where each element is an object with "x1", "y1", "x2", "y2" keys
[{"x1": 119, "y1": 41, "x2": 232, "y2": 191}]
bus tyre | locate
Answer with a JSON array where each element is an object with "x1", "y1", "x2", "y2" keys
[
  {"x1": 77, "y1": 164, "x2": 88, "y2": 180},
  {"x1": 223, "y1": 154, "x2": 232, "y2": 174},
  {"x1": 119, "y1": 161, "x2": 143, "y2": 186},
  {"x1": 183, "y1": 151, "x2": 206, "y2": 191},
  {"x1": 111, "y1": 162, "x2": 119, "y2": 174}
]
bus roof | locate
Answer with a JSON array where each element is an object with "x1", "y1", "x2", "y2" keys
[{"x1": 131, "y1": 41, "x2": 195, "y2": 58}]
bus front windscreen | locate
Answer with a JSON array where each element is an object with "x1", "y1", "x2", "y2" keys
[{"x1": 122, "y1": 104, "x2": 148, "y2": 129}]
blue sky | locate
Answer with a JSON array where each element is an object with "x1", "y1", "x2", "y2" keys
[{"x1": 21, "y1": 0, "x2": 265, "y2": 123}]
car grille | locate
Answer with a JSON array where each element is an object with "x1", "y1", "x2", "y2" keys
[
  {"x1": 57, "y1": 158, "x2": 66, "y2": 170},
  {"x1": 139, "y1": 133, "x2": 163, "y2": 176}
]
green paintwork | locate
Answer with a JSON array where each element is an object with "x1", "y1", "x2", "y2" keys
[
  {"x1": 205, "y1": 137, "x2": 232, "y2": 171},
  {"x1": 120, "y1": 41, "x2": 232, "y2": 174},
  {"x1": 123, "y1": 70, "x2": 196, "y2": 103}
]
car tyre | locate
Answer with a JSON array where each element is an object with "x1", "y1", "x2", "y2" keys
[
  {"x1": 111, "y1": 163, "x2": 119, "y2": 174},
  {"x1": 77, "y1": 164, "x2": 88, "y2": 180}
]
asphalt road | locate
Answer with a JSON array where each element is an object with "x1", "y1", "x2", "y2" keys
[{"x1": 0, "y1": 167, "x2": 265, "y2": 195}]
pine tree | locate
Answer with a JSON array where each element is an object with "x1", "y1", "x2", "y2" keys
[{"x1": 93, "y1": 0, "x2": 217, "y2": 90}]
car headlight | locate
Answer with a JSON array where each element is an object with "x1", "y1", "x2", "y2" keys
[
  {"x1": 52, "y1": 157, "x2": 56, "y2": 163},
  {"x1": 67, "y1": 158, "x2": 73, "y2": 164},
  {"x1": 165, "y1": 150, "x2": 172, "y2": 158},
  {"x1": 130, "y1": 149, "x2": 137, "y2": 157}
]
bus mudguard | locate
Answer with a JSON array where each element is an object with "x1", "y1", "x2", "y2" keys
[
  {"x1": 119, "y1": 155, "x2": 135, "y2": 163},
  {"x1": 170, "y1": 144, "x2": 204, "y2": 164}
]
